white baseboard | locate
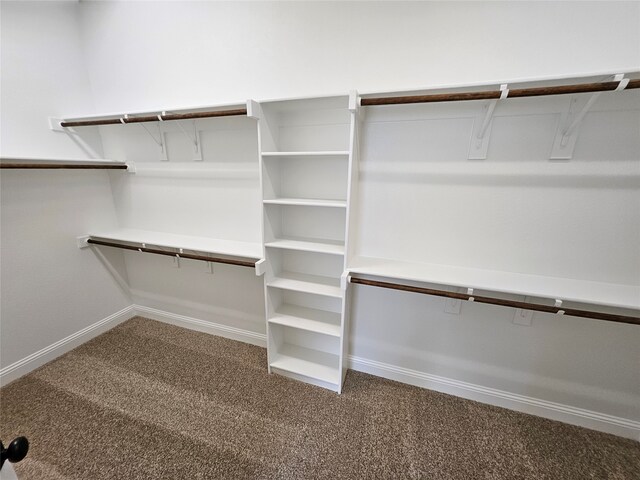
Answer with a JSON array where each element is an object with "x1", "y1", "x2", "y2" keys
[
  {"x1": 133, "y1": 304, "x2": 267, "y2": 347},
  {"x1": 348, "y1": 355, "x2": 640, "y2": 441},
  {"x1": 0, "y1": 305, "x2": 136, "y2": 387}
]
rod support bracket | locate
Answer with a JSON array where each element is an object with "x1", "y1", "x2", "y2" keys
[
  {"x1": 341, "y1": 272, "x2": 350, "y2": 291},
  {"x1": 255, "y1": 258, "x2": 266, "y2": 276},
  {"x1": 49, "y1": 117, "x2": 65, "y2": 132},
  {"x1": 467, "y1": 287, "x2": 475, "y2": 302},
  {"x1": 76, "y1": 235, "x2": 90, "y2": 249}
]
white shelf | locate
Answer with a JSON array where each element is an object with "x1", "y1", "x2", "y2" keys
[
  {"x1": 89, "y1": 228, "x2": 262, "y2": 260},
  {"x1": 270, "y1": 344, "x2": 340, "y2": 385},
  {"x1": 60, "y1": 101, "x2": 247, "y2": 122},
  {"x1": 0, "y1": 156, "x2": 122, "y2": 165},
  {"x1": 349, "y1": 256, "x2": 640, "y2": 310},
  {"x1": 265, "y1": 236, "x2": 345, "y2": 256},
  {"x1": 262, "y1": 151, "x2": 349, "y2": 157},
  {"x1": 269, "y1": 304, "x2": 341, "y2": 337},
  {"x1": 263, "y1": 198, "x2": 347, "y2": 208},
  {"x1": 267, "y1": 271, "x2": 342, "y2": 297}
]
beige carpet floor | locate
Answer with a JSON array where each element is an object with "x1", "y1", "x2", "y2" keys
[{"x1": 1, "y1": 317, "x2": 638, "y2": 479}]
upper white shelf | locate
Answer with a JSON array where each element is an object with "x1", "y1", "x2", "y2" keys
[
  {"x1": 263, "y1": 198, "x2": 347, "y2": 208},
  {"x1": 262, "y1": 151, "x2": 349, "y2": 157},
  {"x1": 59, "y1": 102, "x2": 247, "y2": 123},
  {"x1": 348, "y1": 256, "x2": 640, "y2": 310},
  {"x1": 89, "y1": 228, "x2": 262, "y2": 260}
]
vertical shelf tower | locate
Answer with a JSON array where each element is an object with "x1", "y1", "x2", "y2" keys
[{"x1": 255, "y1": 93, "x2": 358, "y2": 392}]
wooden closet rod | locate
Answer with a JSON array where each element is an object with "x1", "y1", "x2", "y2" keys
[
  {"x1": 361, "y1": 79, "x2": 640, "y2": 106},
  {"x1": 0, "y1": 164, "x2": 127, "y2": 170},
  {"x1": 61, "y1": 108, "x2": 248, "y2": 128},
  {"x1": 87, "y1": 239, "x2": 256, "y2": 268},
  {"x1": 349, "y1": 277, "x2": 640, "y2": 326}
]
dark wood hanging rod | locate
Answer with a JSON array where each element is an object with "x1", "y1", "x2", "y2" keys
[
  {"x1": 61, "y1": 108, "x2": 248, "y2": 128},
  {"x1": 87, "y1": 239, "x2": 256, "y2": 268},
  {"x1": 349, "y1": 277, "x2": 640, "y2": 326},
  {"x1": 1, "y1": 163, "x2": 127, "y2": 170},
  {"x1": 361, "y1": 78, "x2": 640, "y2": 106}
]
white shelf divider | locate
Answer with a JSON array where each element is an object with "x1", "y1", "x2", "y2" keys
[
  {"x1": 265, "y1": 237, "x2": 345, "y2": 256},
  {"x1": 262, "y1": 151, "x2": 349, "y2": 157},
  {"x1": 267, "y1": 271, "x2": 342, "y2": 298},
  {"x1": 263, "y1": 198, "x2": 347, "y2": 208}
]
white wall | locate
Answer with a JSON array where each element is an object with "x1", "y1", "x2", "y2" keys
[
  {"x1": 0, "y1": 2, "x2": 131, "y2": 375},
  {"x1": 78, "y1": 1, "x2": 640, "y2": 111}
]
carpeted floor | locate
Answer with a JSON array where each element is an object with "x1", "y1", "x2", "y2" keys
[{"x1": 1, "y1": 317, "x2": 638, "y2": 479}]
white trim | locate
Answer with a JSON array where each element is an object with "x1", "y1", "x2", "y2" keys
[
  {"x1": 348, "y1": 355, "x2": 640, "y2": 441},
  {"x1": 133, "y1": 304, "x2": 267, "y2": 347},
  {"x1": 0, "y1": 306, "x2": 136, "y2": 387}
]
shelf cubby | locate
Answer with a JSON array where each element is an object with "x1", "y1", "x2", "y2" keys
[
  {"x1": 263, "y1": 204, "x2": 346, "y2": 254},
  {"x1": 268, "y1": 324, "x2": 341, "y2": 388}
]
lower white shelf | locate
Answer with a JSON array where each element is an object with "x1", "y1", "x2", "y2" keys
[
  {"x1": 270, "y1": 344, "x2": 340, "y2": 385},
  {"x1": 269, "y1": 304, "x2": 341, "y2": 337},
  {"x1": 89, "y1": 228, "x2": 262, "y2": 259},
  {"x1": 267, "y1": 271, "x2": 342, "y2": 297}
]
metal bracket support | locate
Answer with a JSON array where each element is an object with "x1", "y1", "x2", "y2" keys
[
  {"x1": 551, "y1": 74, "x2": 628, "y2": 159},
  {"x1": 176, "y1": 119, "x2": 202, "y2": 161},
  {"x1": 469, "y1": 84, "x2": 508, "y2": 160}
]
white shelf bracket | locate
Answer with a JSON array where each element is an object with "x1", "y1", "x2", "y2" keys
[
  {"x1": 139, "y1": 120, "x2": 168, "y2": 161},
  {"x1": 555, "y1": 299, "x2": 565, "y2": 315},
  {"x1": 551, "y1": 74, "x2": 627, "y2": 160},
  {"x1": 205, "y1": 261, "x2": 214, "y2": 274},
  {"x1": 468, "y1": 84, "x2": 508, "y2": 160},
  {"x1": 172, "y1": 254, "x2": 181, "y2": 268},
  {"x1": 176, "y1": 119, "x2": 203, "y2": 161},
  {"x1": 254, "y1": 258, "x2": 266, "y2": 276},
  {"x1": 126, "y1": 162, "x2": 137, "y2": 174}
]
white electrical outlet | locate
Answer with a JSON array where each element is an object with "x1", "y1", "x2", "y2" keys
[
  {"x1": 444, "y1": 297, "x2": 462, "y2": 315},
  {"x1": 513, "y1": 298, "x2": 533, "y2": 326}
]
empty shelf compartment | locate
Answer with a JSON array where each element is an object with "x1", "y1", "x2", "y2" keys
[
  {"x1": 269, "y1": 304, "x2": 341, "y2": 337},
  {"x1": 270, "y1": 343, "x2": 340, "y2": 385}
]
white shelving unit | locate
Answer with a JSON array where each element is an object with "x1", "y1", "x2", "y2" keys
[{"x1": 256, "y1": 94, "x2": 358, "y2": 392}]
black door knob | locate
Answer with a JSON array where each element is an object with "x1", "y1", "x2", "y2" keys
[{"x1": 0, "y1": 437, "x2": 29, "y2": 470}]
